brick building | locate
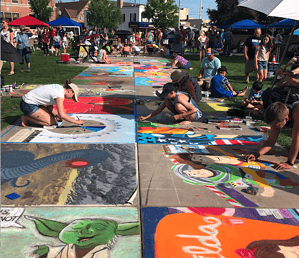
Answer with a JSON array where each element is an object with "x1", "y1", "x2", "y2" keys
[{"x1": 0, "y1": 0, "x2": 56, "y2": 22}]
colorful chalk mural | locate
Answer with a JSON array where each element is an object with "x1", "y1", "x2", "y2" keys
[
  {"x1": 138, "y1": 125, "x2": 262, "y2": 144},
  {"x1": 78, "y1": 66, "x2": 133, "y2": 77},
  {"x1": 1, "y1": 206, "x2": 141, "y2": 258},
  {"x1": 3, "y1": 114, "x2": 136, "y2": 144},
  {"x1": 55, "y1": 97, "x2": 134, "y2": 114},
  {"x1": 1, "y1": 144, "x2": 137, "y2": 205},
  {"x1": 142, "y1": 207, "x2": 299, "y2": 258},
  {"x1": 160, "y1": 149, "x2": 299, "y2": 207}
]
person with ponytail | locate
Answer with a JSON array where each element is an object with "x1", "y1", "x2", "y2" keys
[{"x1": 20, "y1": 79, "x2": 84, "y2": 127}]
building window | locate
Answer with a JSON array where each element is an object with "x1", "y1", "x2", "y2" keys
[
  {"x1": 122, "y1": 14, "x2": 125, "y2": 22},
  {"x1": 130, "y1": 13, "x2": 136, "y2": 22},
  {"x1": 12, "y1": 0, "x2": 18, "y2": 3},
  {"x1": 79, "y1": 15, "x2": 82, "y2": 21}
]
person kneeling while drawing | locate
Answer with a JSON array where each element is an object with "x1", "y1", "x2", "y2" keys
[
  {"x1": 139, "y1": 85, "x2": 202, "y2": 125},
  {"x1": 20, "y1": 79, "x2": 84, "y2": 127}
]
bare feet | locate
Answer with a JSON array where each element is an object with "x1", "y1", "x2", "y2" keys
[
  {"x1": 179, "y1": 120, "x2": 192, "y2": 125},
  {"x1": 21, "y1": 114, "x2": 29, "y2": 127}
]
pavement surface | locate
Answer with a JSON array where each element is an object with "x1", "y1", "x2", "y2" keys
[{"x1": 1, "y1": 56, "x2": 299, "y2": 258}]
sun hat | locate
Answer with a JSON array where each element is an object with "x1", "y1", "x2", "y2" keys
[
  {"x1": 160, "y1": 83, "x2": 177, "y2": 99},
  {"x1": 205, "y1": 48, "x2": 215, "y2": 56},
  {"x1": 171, "y1": 70, "x2": 188, "y2": 83},
  {"x1": 68, "y1": 83, "x2": 79, "y2": 102}
]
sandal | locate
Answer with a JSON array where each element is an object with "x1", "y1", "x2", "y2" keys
[{"x1": 8, "y1": 72, "x2": 14, "y2": 75}]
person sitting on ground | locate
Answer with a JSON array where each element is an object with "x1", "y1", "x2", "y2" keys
[
  {"x1": 132, "y1": 44, "x2": 140, "y2": 56},
  {"x1": 168, "y1": 53, "x2": 192, "y2": 70},
  {"x1": 20, "y1": 80, "x2": 84, "y2": 127},
  {"x1": 140, "y1": 84, "x2": 202, "y2": 125},
  {"x1": 122, "y1": 43, "x2": 130, "y2": 57},
  {"x1": 96, "y1": 45, "x2": 111, "y2": 64},
  {"x1": 210, "y1": 66, "x2": 247, "y2": 100},
  {"x1": 242, "y1": 81, "x2": 264, "y2": 110},
  {"x1": 116, "y1": 39, "x2": 123, "y2": 53},
  {"x1": 242, "y1": 81, "x2": 264, "y2": 116},
  {"x1": 245, "y1": 101, "x2": 299, "y2": 170},
  {"x1": 161, "y1": 44, "x2": 171, "y2": 58},
  {"x1": 197, "y1": 48, "x2": 221, "y2": 91},
  {"x1": 157, "y1": 70, "x2": 201, "y2": 103}
]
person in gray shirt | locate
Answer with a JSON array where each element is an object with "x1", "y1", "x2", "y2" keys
[{"x1": 223, "y1": 27, "x2": 233, "y2": 57}]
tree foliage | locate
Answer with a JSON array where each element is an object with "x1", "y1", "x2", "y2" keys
[
  {"x1": 87, "y1": 0, "x2": 122, "y2": 30},
  {"x1": 29, "y1": 0, "x2": 53, "y2": 22},
  {"x1": 142, "y1": 0, "x2": 178, "y2": 28},
  {"x1": 207, "y1": 0, "x2": 281, "y2": 27}
]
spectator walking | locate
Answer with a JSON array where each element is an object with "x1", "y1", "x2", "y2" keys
[
  {"x1": 57, "y1": 24, "x2": 65, "y2": 38},
  {"x1": 254, "y1": 34, "x2": 273, "y2": 82},
  {"x1": 187, "y1": 28, "x2": 195, "y2": 52},
  {"x1": 42, "y1": 28, "x2": 50, "y2": 56},
  {"x1": 244, "y1": 28, "x2": 262, "y2": 84},
  {"x1": 14, "y1": 25, "x2": 35, "y2": 73},
  {"x1": 61, "y1": 32, "x2": 68, "y2": 54},
  {"x1": 100, "y1": 28, "x2": 108, "y2": 45},
  {"x1": 275, "y1": 29, "x2": 283, "y2": 62},
  {"x1": 180, "y1": 26, "x2": 187, "y2": 56},
  {"x1": 49, "y1": 26, "x2": 57, "y2": 54},
  {"x1": 198, "y1": 32, "x2": 208, "y2": 61},
  {"x1": 197, "y1": 48, "x2": 221, "y2": 90},
  {"x1": 208, "y1": 26, "x2": 217, "y2": 49},
  {"x1": 222, "y1": 27, "x2": 233, "y2": 57},
  {"x1": 53, "y1": 33, "x2": 61, "y2": 56},
  {"x1": 0, "y1": 18, "x2": 14, "y2": 75}
]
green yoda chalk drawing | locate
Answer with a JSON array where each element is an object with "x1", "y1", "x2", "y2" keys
[{"x1": 25, "y1": 215, "x2": 140, "y2": 258}]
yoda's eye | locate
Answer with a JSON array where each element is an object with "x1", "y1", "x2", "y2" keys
[
  {"x1": 192, "y1": 173, "x2": 197, "y2": 176},
  {"x1": 185, "y1": 170, "x2": 192, "y2": 173}
]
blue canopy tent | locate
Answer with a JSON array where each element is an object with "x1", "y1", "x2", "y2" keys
[
  {"x1": 48, "y1": 17, "x2": 82, "y2": 35},
  {"x1": 269, "y1": 19, "x2": 299, "y2": 28},
  {"x1": 231, "y1": 19, "x2": 265, "y2": 29}
]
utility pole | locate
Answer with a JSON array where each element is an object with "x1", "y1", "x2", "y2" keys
[
  {"x1": 178, "y1": 0, "x2": 181, "y2": 28},
  {"x1": 199, "y1": 0, "x2": 203, "y2": 19}
]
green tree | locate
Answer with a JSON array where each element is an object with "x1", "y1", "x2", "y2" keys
[
  {"x1": 87, "y1": 0, "x2": 122, "y2": 30},
  {"x1": 142, "y1": 0, "x2": 178, "y2": 28},
  {"x1": 29, "y1": 0, "x2": 53, "y2": 22},
  {"x1": 207, "y1": 0, "x2": 281, "y2": 27}
]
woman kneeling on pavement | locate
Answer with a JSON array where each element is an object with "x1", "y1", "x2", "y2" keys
[{"x1": 20, "y1": 80, "x2": 84, "y2": 127}]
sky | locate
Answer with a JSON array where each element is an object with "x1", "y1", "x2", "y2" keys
[{"x1": 55, "y1": 0, "x2": 217, "y2": 20}]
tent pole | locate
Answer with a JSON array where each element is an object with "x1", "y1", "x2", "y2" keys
[{"x1": 271, "y1": 21, "x2": 298, "y2": 89}]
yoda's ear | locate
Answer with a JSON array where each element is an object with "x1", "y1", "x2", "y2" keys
[
  {"x1": 116, "y1": 222, "x2": 140, "y2": 236},
  {"x1": 25, "y1": 215, "x2": 67, "y2": 238}
]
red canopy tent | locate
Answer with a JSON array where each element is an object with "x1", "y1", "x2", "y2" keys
[{"x1": 8, "y1": 15, "x2": 49, "y2": 27}]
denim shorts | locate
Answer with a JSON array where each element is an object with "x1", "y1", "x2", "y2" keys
[
  {"x1": 20, "y1": 99, "x2": 40, "y2": 116},
  {"x1": 182, "y1": 61, "x2": 191, "y2": 69},
  {"x1": 258, "y1": 60, "x2": 268, "y2": 71}
]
